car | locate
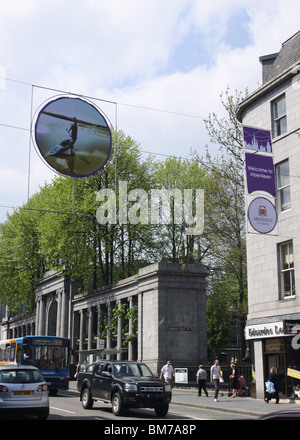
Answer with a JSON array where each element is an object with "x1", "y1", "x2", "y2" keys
[
  {"x1": 0, "y1": 365, "x2": 49, "y2": 420},
  {"x1": 259, "y1": 409, "x2": 300, "y2": 420},
  {"x1": 77, "y1": 360, "x2": 172, "y2": 417}
]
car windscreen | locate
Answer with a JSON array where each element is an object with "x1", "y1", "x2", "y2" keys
[
  {"x1": 0, "y1": 369, "x2": 44, "y2": 383},
  {"x1": 113, "y1": 363, "x2": 153, "y2": 378}
]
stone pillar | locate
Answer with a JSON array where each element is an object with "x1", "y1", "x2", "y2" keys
[
  {"x1": 40, "y1": 296, "x2": 46, "y2": 335},
  {"x1": 96, "y1": 304, "x2": 103, "y2": 350},
  {"x1": 79, "y1": 309, "x2": 84, "y2": 358},
  {"x1": 61, "y1": 288, "x2": 69, "y2": 338},
  {"x1": 35, "y1": 299, "x2": 40, "y2": 335},
  {"x1": 253, "y1": 340, "x2": 265, "y2": 400},
  {"x1": 117, "y1": 300, "x2": 123, "y2": 360},
  {"x1": 88, "y1": 307, "x2": 93, "y2": 351},
  {"x1": 56, "y1": 289, "x2": 62, "y2": 336},
  {"x1": 106, "y1": 302, "x2": 112, "y2": 360},
  {"x1": 128, "y1": 296, "x2": 133, "y2": 361},
  {"x1": 137, "y1": 292, "x2": 143, "y2": 362}
]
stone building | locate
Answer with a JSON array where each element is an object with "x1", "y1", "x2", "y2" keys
[
  {"x1": 1, "y1": 262, "x2": 207, "y2": 374},
  {"x1": 237, "y1": 31, "x2": 300, "y2": 399}
]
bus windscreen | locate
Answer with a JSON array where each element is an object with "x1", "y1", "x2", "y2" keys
[{"x1": 22, "y1": 337, "x2": 70, "y2": 370}]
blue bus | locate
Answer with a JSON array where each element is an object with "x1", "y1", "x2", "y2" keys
[{"x1": 0, "y1": 335, "x2": 71, "y2": 395}]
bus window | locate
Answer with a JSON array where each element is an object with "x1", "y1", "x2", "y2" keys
[
  {"x1": 9, "y1": 343, "x2": 16, "y2": 362},
  {"x1": 16, "y1": 343, "x2": 22, "y2": 364}
]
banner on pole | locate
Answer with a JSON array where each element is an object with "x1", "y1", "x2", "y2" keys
[
  {"x1": 243, "y1": 126, "x2": 272, "y2": 153},
  {"x1": 245, "y1": 153, "x2": 276, "y2": 197}
]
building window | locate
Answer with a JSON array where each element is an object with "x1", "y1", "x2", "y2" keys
[
  {"x1": 276, "y1": 160, "x2": 291, "y2": 212},
  {"x1": 272, "y1": 95, "x2": 287, "y2": 137},
  {"x1": 279, "y1": 241, "x2": 295, "y2": 299}
]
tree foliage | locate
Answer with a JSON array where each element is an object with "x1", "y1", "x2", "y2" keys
[
  {"x1": 0, "y1": 90, "x2": 248, "y2": 362},
  {"x1": 196, "y1": 87, "x2": 248, "y2": 356}
]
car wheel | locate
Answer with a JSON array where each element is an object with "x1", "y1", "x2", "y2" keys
[
  {"x1": 155, "y1": 404, "x2": 169, "y2": 417},
  {"x1": 112, "y1": 392, "x2": 123, "y2": 416},
  {"x1": 82, "y1": 388, "x2": 93, "y2": 409},
  {"x1": 37, "y1": 408, "x2": 49, "y2": 420}
]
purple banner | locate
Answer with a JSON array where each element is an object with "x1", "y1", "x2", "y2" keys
[
  {"x1": 243, "y1": 126, "x2": 272, "y2": 153},
  {"x1": 245, "y1": 153, "x2": 275, "y2": 197}
]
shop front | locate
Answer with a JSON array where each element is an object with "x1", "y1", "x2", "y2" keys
[{"x1": 246, "y1": 320, "x2": 300, "y2": 399}]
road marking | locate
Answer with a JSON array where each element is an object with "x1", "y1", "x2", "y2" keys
[
  {"x1": 168, "y1": 410, "x2": 208, "y2": 420},
  {"x1": 50, "y1": 406, "x2": 76, "y2": 414}
]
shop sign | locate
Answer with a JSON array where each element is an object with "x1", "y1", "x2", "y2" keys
[
  {"x1": 245, "y1": 321, "x2": 284, "y2": 340},
  {"x1": 283, "y1": 320, "x2": 300, "y2": 334},
  {"x1": 287, "y1": 368, "x2": 300, "y2": 380}
]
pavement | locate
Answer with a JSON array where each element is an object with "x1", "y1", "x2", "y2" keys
[
  {"x1": 69, "y1": 381, "x2": 300, "y2": 419},
  {"x1": 171, "y1": 387, "x2": 300, "y2": 418}
]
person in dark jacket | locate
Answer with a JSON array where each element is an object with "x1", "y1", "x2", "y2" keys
[
  {"x1": 229, "y1": 363, "x2": 238, "y2": 397},
  {"x1": 266, "y1": 367, "x2": 280, "y2": 403}
]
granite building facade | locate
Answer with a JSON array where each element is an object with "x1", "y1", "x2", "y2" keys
[{"x1": 237, "y1": 31, "x2": 300, "y2": 399}]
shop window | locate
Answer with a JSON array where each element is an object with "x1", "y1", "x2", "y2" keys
[
  {"x1": 272, "y1": 94, "x2": 287, "y2": 137},
  {"x1": 265, "y1": 338, "x2": 285, "y2": 353},
  {"x1": 276, "y1": 160, "x2": 291, "y2": 212},
  {"x1": 278, "y1": 241, "x2": 295, "y2": 299}
]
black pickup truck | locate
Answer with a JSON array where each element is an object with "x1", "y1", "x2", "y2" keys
[{"x1": 77, "y1": 360, "x2": 172, "y2": 417}]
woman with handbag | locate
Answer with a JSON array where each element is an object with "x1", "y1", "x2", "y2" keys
[{"x1": 265, "y1": 367, "x2": 280, "y2": 403}]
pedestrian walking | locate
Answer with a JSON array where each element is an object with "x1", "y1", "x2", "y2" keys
[
  {"x1": 210, "y1": 359, "x2": 221, "y2": 401},
  {"x1": 160, "y1": 360, "x2": 175, "y2": 387},
  {"x1": 229, "y1": 363, "x2": 238, "y2": 398},
  {"x1": 265, "y1": 367, "x2": 280, "y2": 404},
  {"x1": 196, "y1": 365, "x2": 208, "y2": 397}
]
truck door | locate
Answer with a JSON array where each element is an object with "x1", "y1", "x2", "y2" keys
[
  {"x1": 100, "y1": 363, "x2": 113, "y2": 401},
  {"x1": 93, "y1": 362, "x2": 105, "y2": 398}
]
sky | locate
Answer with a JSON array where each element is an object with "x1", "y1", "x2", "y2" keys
[{"x1": 0, "y1": 0, "x2": 300, "y2": 223}]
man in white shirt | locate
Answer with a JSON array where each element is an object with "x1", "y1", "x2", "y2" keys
[
  {"x1": 196, "y1": 365, "x2": 208, "y2": 397},
  {"x1": 160, "y1": 360, "x2": 174, "y2": 387},
  {"x1": 210, "y1": 359, "x2": 221, "y2": 401}
]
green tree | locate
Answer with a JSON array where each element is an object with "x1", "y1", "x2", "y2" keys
[
  {"x1": 0, "y1": 195, "x2": 45, "y2": 312},
  {"x1": 152, "y1": 156, "x2": 209, "y2": 264},
  {"x1": 197, "y1": 87, "x2": 248, "y2": 358},
  {"x1": 37, "y1": 130, "x2": 157, "y2": 290}
]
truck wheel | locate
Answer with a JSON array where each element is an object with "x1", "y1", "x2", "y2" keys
[
  {"x1": 155, "y1": 404, "x2": 169, "y2": 417},
  {"x1": 112, "y1": 392, "x2": 123, "y2": 416},
  {"x1": 82, "y1": 388, "x2": 93, "y2": 409}
]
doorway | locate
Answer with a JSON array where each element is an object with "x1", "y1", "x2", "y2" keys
[
  {"x1": 48, "y1": 300, "x2": 57, "y2": 336},
  {"x1": 264, "y1": 338, "x2": 286, "y2": 396}
]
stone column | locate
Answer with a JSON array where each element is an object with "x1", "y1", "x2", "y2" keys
[
  {"x1": 106, "y1": 302, "x2": 112, "y2": 360},
  {"x1": 128, "y1": 296, "x2": 133, "y2": 361},
  {"x1": 56, "y1": 289, "x2": 62, "y2": 336},
  {"x1": 35, "y1": 299, "x2": 40, "y2": 335},
  {"x1": 40, "y1": 296, "x2": 46, "y2": 335},
  {"x1": 61, "y1": 288, "x2": 69, "y2": 338},
  {"x1": 137, "y1": 292, "x2": 143, "y2": 362},
  {"x1": 117, "y1": 300, "x2": 123, "y2": 360},
  {"x1": 88, "y1": 307, "x2": 93, "y2": 351},
  {"x1": 96, "y1": 304, "x2": 103, "y2": 350},
  {"x1": 79, "y1": 309, "x2": 84, "y2": 362}
]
